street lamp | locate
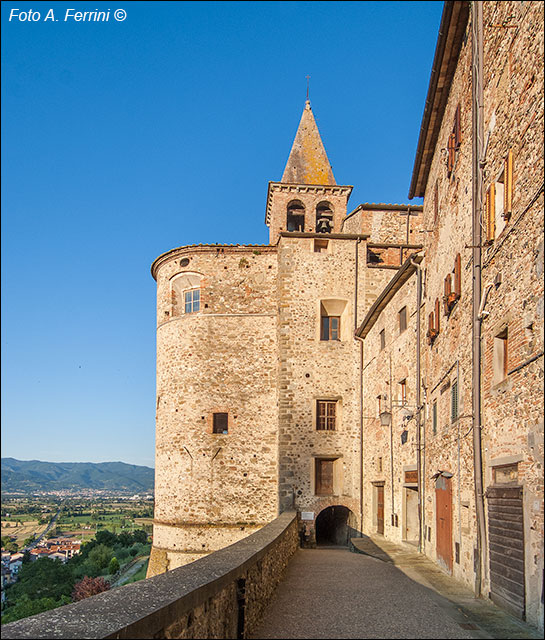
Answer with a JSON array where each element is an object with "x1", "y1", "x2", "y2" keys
[{"x1": 379, "y1": 410, "x2": 392, "y2": 426}]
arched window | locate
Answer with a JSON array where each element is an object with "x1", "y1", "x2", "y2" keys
[
  {"x1": 171, "y1": 272, "x2": 202, "y2": 316},
  {"x1": 316, "y1": 201, "x2": 334, "y2": 233},
  {"x1": 286, "y1": 200, "x2": 305, "y2": 232}
]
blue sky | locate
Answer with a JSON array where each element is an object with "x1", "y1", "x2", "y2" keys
[{"x1": 1, "y1": 1, "x2": 443, "y2": 467}]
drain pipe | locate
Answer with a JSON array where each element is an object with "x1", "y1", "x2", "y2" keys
[
  {"x1": 410, "y1": 257, "x2": 423, "y2": 552},
  {"x1": 354, "y1": 238, "x2": 364, "y2": 536},
  {"x1": 471, "y1": 0, "x2": 487, "y2": 598}
]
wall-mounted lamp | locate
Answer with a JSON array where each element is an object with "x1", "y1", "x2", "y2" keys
[{"x1": 379, "y1": 411, "x2": 392, "y2": 427}]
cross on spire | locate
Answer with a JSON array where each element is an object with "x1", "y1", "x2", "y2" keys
[{"x1": 306, "y1": 75, "x2": 310, "y2": 101}]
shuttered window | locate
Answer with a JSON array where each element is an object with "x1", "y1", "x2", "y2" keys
[
  {"x1": 447, "y1": 105, "x2": 462, "y2": 177},
  {"x1": 485, "y1": 184, "x2": 496, "y2": 242},
  {"x1": 315, "y1": 458, "x2": 335, "y2": 495},
  {"x1": 504, "y1": 150, "x2": 513, "y2": 219},
  {"x1": 321, "y1": 316, "x2": 340, "y2": 341},
  {"x1": 451, "y1": 380, "x2": 459, "y2": 422},
  {"x1": 434, "y1": 180, "x2": 439, "y2": 224},
  {"x1": 454, "y1": 253, "x2": 461, "y2": 297}
]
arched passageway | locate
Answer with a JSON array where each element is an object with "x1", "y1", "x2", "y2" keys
[{"x1": 315, "y1": 505, "x2": 357, "y2": 546}]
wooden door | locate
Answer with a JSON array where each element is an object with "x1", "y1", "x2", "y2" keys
[
  {"x1": 487, "y1": 486, "x2": 525, "y2": 619},
  {"x1": 316, "y1": 459, "x2": 334, "y2": 495},
  {"x1": 377, "y1": 485, "x2": 384, "y2": 535},
  {"x1": 435, "y1": 475, "x2": 452, "y2": 572}
]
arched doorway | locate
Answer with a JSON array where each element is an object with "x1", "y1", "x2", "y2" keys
[{"x1": 315, "y1": 505, "x2": 357, "y2": 546}]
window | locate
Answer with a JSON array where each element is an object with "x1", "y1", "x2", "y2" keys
[
  {"x1": 316, "y1": 400, "x2": 336, "y2": 431},
  {"x1": 378, "y1": 457, "x2": 383, "y2": 472},
  {"x1": 287, "y1": 200, "x2": 305, "y2": 232},
  {"x1": 321, "y1": 316, "x2": 340, "y2": 341},
  {"x1": 432, "y1": 400, "x2": 438, "y2": 435},
  {"x1": 493, "y1": 328, "x2": 508, "y2": 384},
  {"x1": 380, "y1": 328, "x2": 386, "y2": 350},
  {"x1": 171, "y1": 272, "x2": 202, "y2": 317},
  {"x1": 447, "y1": 104, "x2": 461, "y2": 177},
  {"x1": 485, "y1": 183, "x2": 496, "y2": 243},
  {"x1": 212, "y1": 412, "x2": 228, "y2": 434},
  {"x1": 319, "y1": 300, "x2": 346, "y2": 341},
  {"x1": 316, "y1": 201, "x2": 333, "y2": 233},
  {"x1": 433, "y1": 180, "x2": 439, "y2": 224},
  {"x1": 399, "y1": 307, "x2": 407, "y2": 333},
  {"x1": 503, "y1": 150, "x2": 514, "y2": 219},
  {"x1": 184, "y1": 289, "x2": 200, "y2": 314},
  {"x1": 399, "y1": 380, "x2": 407, "y2": 405},
  {"x1": 427, "y1": 310, "x2": 438, "y2": 344},
  {"x1": 315, "y1": 458, "x2": 336, "y2": 495},
  {"x1": 314, "y1": 239, "x2": 329, "y2": 253},
  {"x1": 451, "y1": 379, "x2": 459, "y2": 422}
]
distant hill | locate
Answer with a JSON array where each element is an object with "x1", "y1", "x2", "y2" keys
[{"x1": 1, "y1": 458, "x2": 154, "y2": 494}]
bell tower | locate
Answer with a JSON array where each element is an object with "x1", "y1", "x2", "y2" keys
[{"x1": 265, "y1": 100, "x2": 353, "y2": 243}]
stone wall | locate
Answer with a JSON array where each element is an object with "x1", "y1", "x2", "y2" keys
[
  {"x1": 276, "y1": 235, "x2": 366, "y2": 532},
  {"x1": 360, "y1": 266, "x2": 421, "y2": 543},
  {"x1": 479, "y1": 0, "x2": 544, "y2": 628},
  {"x1": 342, "y1": 203, "x2": 425, "y2": 245},
  {"x1": 2, "y1": 512, "x2": 299, "y2": 640},
  {"x1": 150, "y1": 245, "x2": 280, "y2": 573}
]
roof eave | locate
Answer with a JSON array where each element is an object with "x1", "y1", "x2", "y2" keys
[{"x1": 408, "y1": 1, "x2": 470, "y2": 200}]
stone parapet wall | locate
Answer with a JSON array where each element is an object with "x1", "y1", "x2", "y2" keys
[{"x1": 2, "y1": 512, "x2": 299, "y2": 640}]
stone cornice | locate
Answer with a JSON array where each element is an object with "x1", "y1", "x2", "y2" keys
[
  {"x1": 265, "y1": 181, "x2": 353, "y2": 225},
  {"x1": 151, "y1": 244, "x2": 276, "y2": 281}
]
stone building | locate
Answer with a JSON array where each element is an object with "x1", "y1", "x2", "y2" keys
[
  {"x1": 356, "y1": 0, "x2": 544, "y2": 628},
  {"x1": 148, "y1": 0, "x2": 543, "y2": 630}
]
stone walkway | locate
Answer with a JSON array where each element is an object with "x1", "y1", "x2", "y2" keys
[{"x1": 250, "y1": 542, "x2": 541, "y2": 639}]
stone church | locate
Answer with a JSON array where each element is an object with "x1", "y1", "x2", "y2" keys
[
  {"x1": 147, "y1": 97, "x2": 422, "y2": 574},
  {"x1": 148, "y1": 0, "x2": 543, "y2": 630}
]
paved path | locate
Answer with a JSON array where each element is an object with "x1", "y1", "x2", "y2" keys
[{"x1": 251, "y1": 545, "x2": 541, "y2": 639}]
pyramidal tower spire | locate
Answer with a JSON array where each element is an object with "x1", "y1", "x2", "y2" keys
[
  {"x1": 265, "y1": 100, "x2": 352, "y2": 243},
  {"x1": 281, "y1": 101, "x2": 336, "y2": 186}
]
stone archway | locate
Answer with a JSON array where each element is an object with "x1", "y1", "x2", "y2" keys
[{"x1": 315, "y1": 505, "x2": 357, "y2": 546}]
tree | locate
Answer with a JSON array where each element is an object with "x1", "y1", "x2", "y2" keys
[
  {"x1": 1, "y1": 594, "x2": 71, "y2": 624},
  {"x1": 72, "y1": 576, "x2": 110, "y2": 602},
  {"x1": 88, "y1": 544, "x2": 113, "y2": 570},
  {"x1": 95, "y1": 530, "x2": 117, "y2": 547},
  {"x1": 108, "y1": 557, "x2": 120, "y2": 575},
  {"x1": 131, "y1": 529, "x2": 148, "y2": 544},
  {"x1": 7, "y1": 558, "x2": 74, "y2": 603},
  {"x1": 23, "y1": 536, "x2": 36, "y2": 547}
]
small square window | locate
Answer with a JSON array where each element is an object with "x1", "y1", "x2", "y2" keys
[
  {"x1": 314, "y1": 239, "x2": 329, "y2": 253},
  {"x1": 212, "y1": 413, "x2": 228, "y2": 434},
  {"x1": 316, "y1": 400, "x2": 336, "y2": 431},
  {"x1": 399, "y1": 307, "x2": 407, "y2": 333}
]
